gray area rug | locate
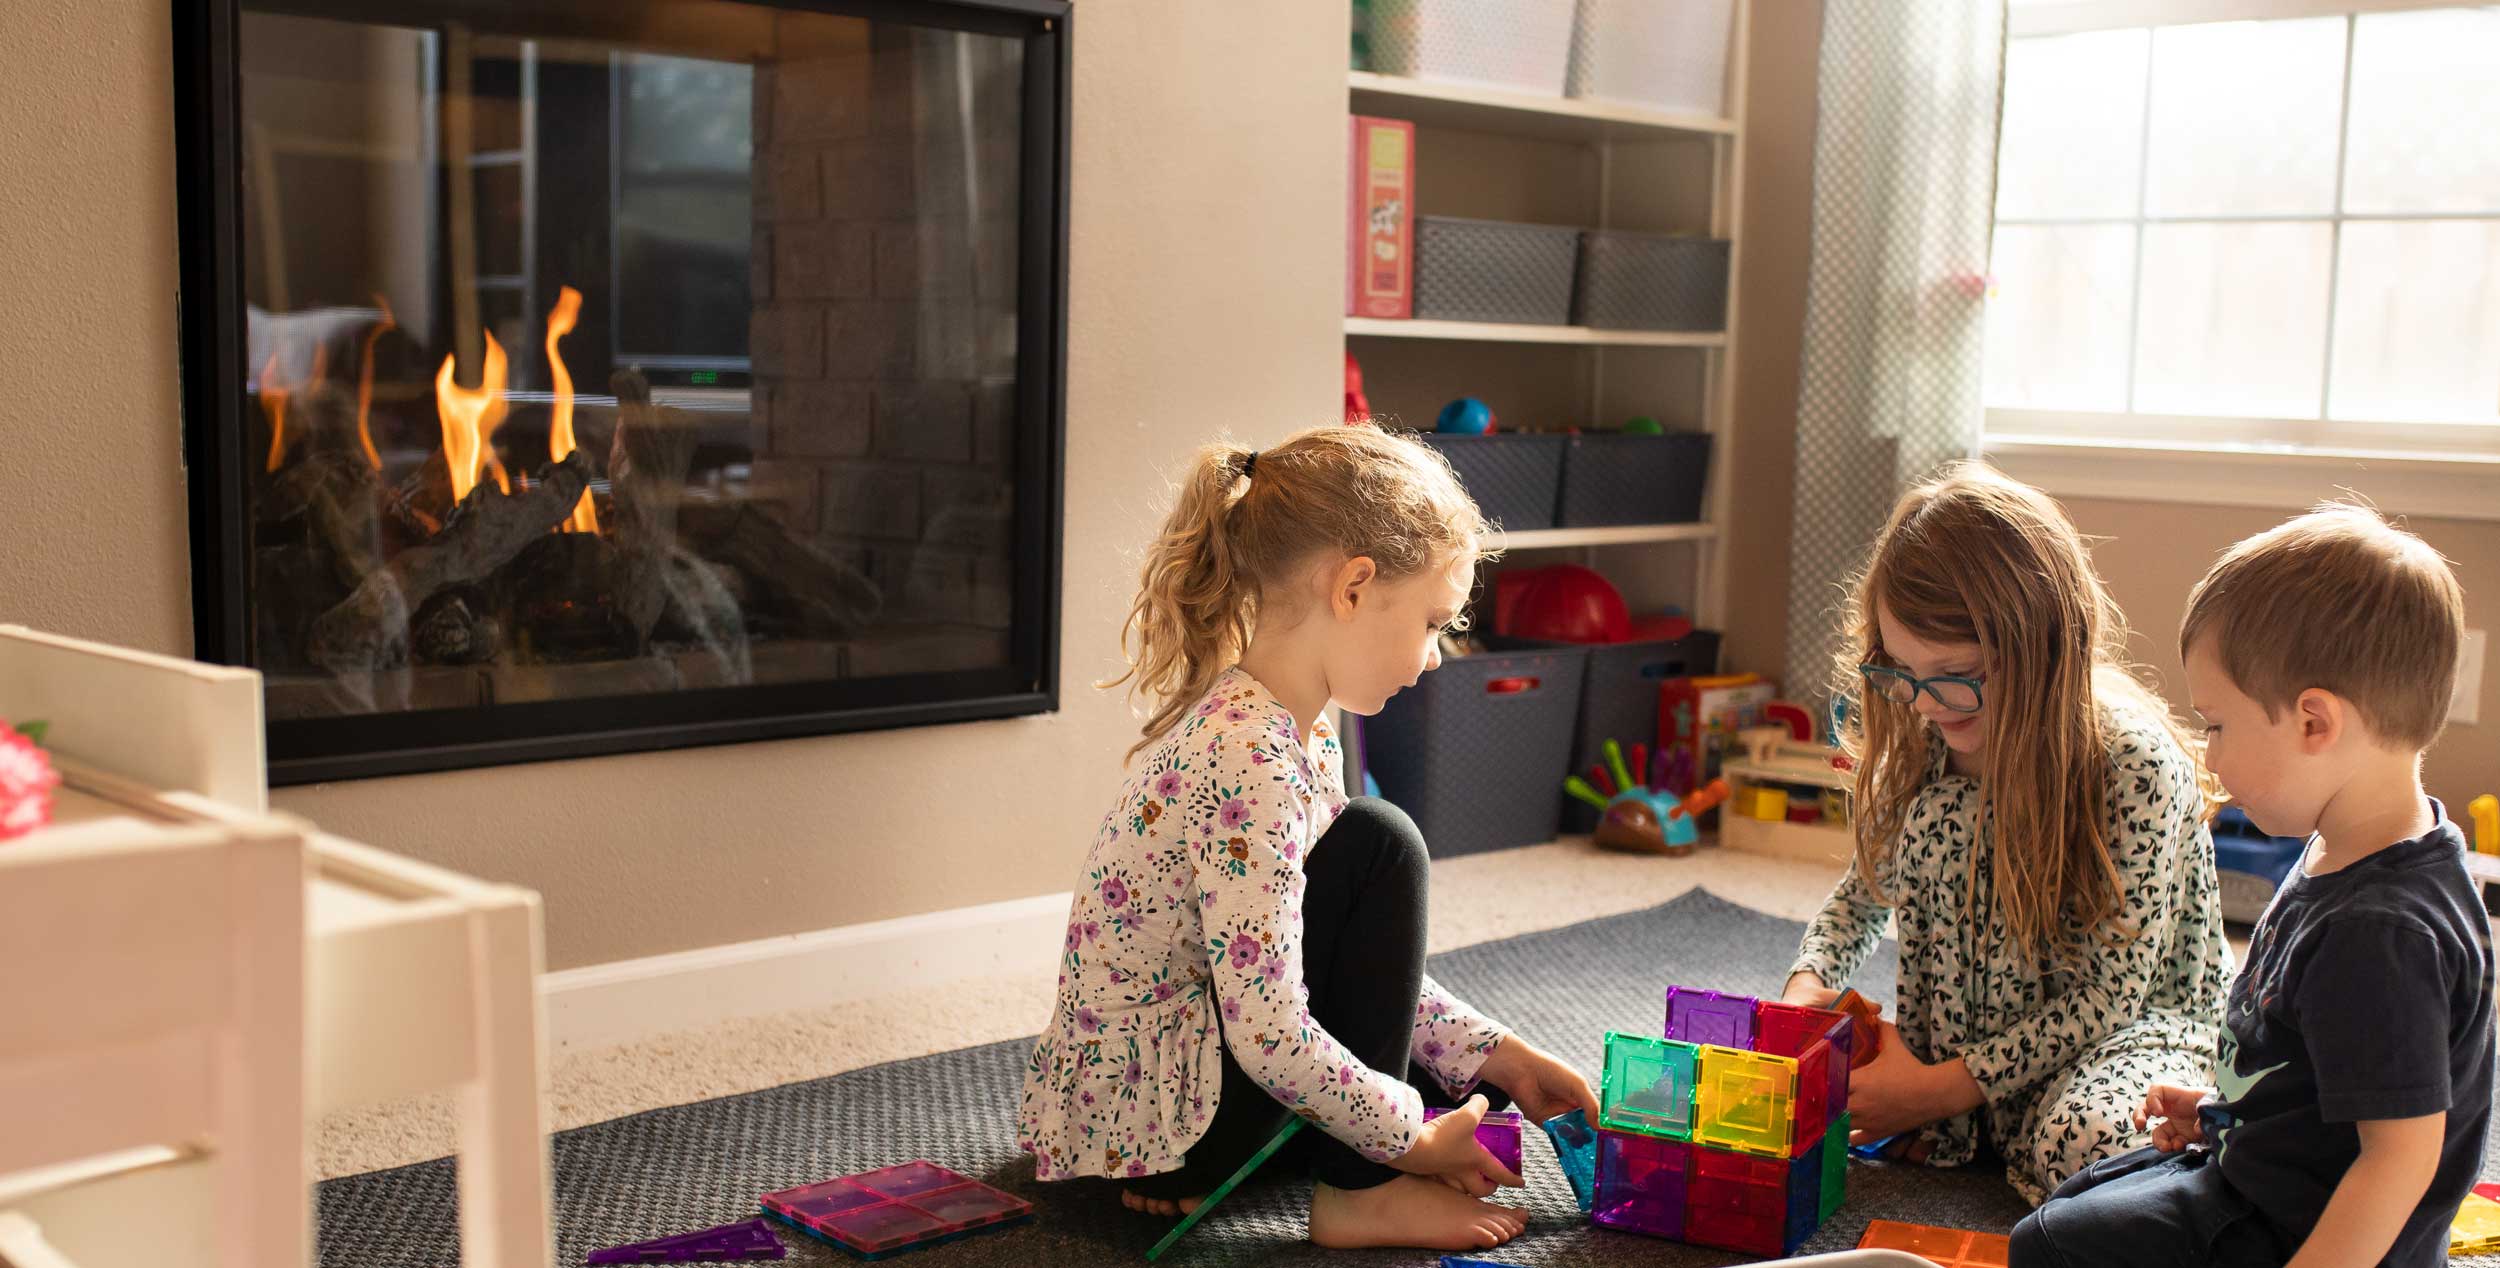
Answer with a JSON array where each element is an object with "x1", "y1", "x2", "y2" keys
[{"x1": 315, "y1": 888, "x2": 2500, "y2": 1266}]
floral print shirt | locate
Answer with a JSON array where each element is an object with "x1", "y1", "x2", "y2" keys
[{"x1": 1017, "y1": 667, "x2": 1509, "y2": 1181}]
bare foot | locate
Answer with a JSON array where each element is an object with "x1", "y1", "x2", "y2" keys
[
  {"x1": 1120, "y1": 1189, "x2": 1203, "y2": 1218},
  {"x1": 1306, "y1": 1175, "x2": 1529, "y2": 1251}
]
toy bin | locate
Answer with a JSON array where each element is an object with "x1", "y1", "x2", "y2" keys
[
  {"x1": 1567, "y1": 0, "x2": 1737, "y2": 116},
  {"x1": 1418, "y1": 433, "x2": 1563, "y2": 532},
  {"x1": 1558, "y1": 431, "x2": 1712, "y2": 527},
  {"x1": 1367, "y1": 642, "x2": 1588, "y2": 858},
  {"x1": 1488, "y1": 629, "x2": 1722, "y2": 831},
  {"x1": 1573, "y1": 231, "x2": 1731, "y2": 332},
  {"x1": 1369, "y1": 0, "x2": 1576, "y2": 96},
  {"x1": 1414, "y1": 216, "x2": 1583, "y2": 326}
]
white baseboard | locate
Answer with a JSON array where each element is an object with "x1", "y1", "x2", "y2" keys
[{"x1": 541, "y1": 891, "x2": 1074, "y2": 1054}]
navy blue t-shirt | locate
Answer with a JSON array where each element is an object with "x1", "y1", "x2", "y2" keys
[{"x1": 2208, "y1": 801, "x2": 2494, "y2": 1267}]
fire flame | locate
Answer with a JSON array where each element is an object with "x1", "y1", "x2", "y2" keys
[
  {"x1": 355, "y1": 296, "x2": 396, "y2": 471},
  {"x1": 544, "y1": 286, "x2": 597, "y2": 533},
  {"x1": 260, "y1": 342, "x2": 330, "y2": 473},
  {"x1": 260, "y1": 353, "x2": 290, "y2": 474},
  {"x1": 435, "y1": 333, "x2": 513, "y2": 502}
]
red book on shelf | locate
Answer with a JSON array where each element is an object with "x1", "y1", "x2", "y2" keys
[{"x1": 1346, "y1": 115, "x2": 1414, "y2": 319}]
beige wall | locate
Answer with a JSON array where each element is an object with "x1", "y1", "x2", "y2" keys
[
  {"x1": 2071, "y1": 497, "x2": 2500, "y2": 819},
  {"x1": 0, "y1": 1, "x2": 1343, "y2": 969}
]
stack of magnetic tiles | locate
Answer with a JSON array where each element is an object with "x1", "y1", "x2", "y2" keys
[{"x1": 1590, "y1": 986, "x2": 1856, "y2": 1256}]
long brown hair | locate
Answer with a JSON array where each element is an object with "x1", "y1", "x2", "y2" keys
[
  {"x1": 1106, "y1": 424, "x2": 1491, "y2": 759},
  {"x1": 1833, "y1": 462, "x2": 2211, "y2": 963}
]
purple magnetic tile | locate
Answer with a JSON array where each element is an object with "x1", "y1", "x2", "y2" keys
[
  {"x1": 905, "y1": 1182, "x2": 1030, "y2": 1226},
  {"x1": 1590, "y1": 1129, "x2": 1689, "y2": 1240},
  {"x1": 820, "y1": 1201, "x2": 948, "y2": 1253},
  {"x1": 587, "y1": 1217, "x2": 787, "y2": 1264},
  {"x1": 852, "y1": 1160, "x2": 966, "y2": 1198},
  {"x1": 765, "y1": 1179, "x2": 883, "y2": 1219},
  {"x1": 1665, "y1": 986, "x2": 1758, "y2": 1051},
  {"x1": 1424, "y1": 1107, "x2": 1525, "y2": 1176}
]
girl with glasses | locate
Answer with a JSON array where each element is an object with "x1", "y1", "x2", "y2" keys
[{"x1": 1778, "y1": 462, "x2": 2230, "y2": 1208}]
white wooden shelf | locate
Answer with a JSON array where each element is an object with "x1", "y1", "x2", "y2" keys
[
  {"x1": 1349, "y1": 71, "x2": 1738, "y2": 143},
  {"x1": 1346, "y1": 316, "x2": 1727, "y2": 347},
  {"x1": 1493, "y1": 522, "x2": 1716, "y2": 550}
]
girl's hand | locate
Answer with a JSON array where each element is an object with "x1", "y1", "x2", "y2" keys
[
  {"x1": 1394, "y1": 1095, "x2": 1525, "y2": 1196},
  {"x1": 1781, "y1": 971, "x2": 1841, "y2": 1010},
  {"x1": 2135, "y1": 1082, "x2": 2215, "y2": 1153},
  {"x1": 1478, "y1": 1034, "x2": 1601, "y2": 1126},
  {"x1": 1846, "y1": 1020, "x2": 1979, "y2": 1143}
]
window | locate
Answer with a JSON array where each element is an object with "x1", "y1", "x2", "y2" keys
[{"x1": 1985, "y1": 2, "x2": 2500, "y2": 470}]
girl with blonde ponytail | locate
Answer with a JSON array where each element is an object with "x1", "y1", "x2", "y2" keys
[
  {"x1": 1779, "y1": 462, "x2": 2229, "y2": 1206},
  {"x1": 1019, "y1": 423, "x2": 1596, "y2": 1253}
]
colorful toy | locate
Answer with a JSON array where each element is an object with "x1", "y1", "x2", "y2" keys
[
  {"x1": 1424, "y1": 1105, "x2": 1524, "y2": 1176},
  {"x1": 1541, "y1": 1108, "x2": 1600, "y2": 1212},
  {"x1": 589, "y1": 1219, "x2": 786, "y2": 1264},
  {"x1": 1590, "y1": 985, "x2": 1857, "y2": 1255},
  {"x1": 1145, "y1": 1118, "x2": 1303, "y2": 1261},
  {"x1": 1857, "y1": 1220, "x2": 2012, "y2": 1266},
  {"x1": 1496, "y1": 563, "x2": 1630, "y2": 644},
  {"x1": 1831, "y1": 988, "x2": 1883, "y2": 1069},
  {"x1": 2472, "y1": 794, "x2": 2498, "y2": 856},
  {"x1": 2455, "y1": 1191, "x2": 2500, "y2": 1255},
  {"x1": 760, "y1": 1162, "x2": 1030, "y2": 1260},
  {"x1": 1564, "y1": 737, "x2": 1729, "y2": 855},
  {"x1": 1434, "y1": 396, "x2": 1497, "y2": 435},
  {"x1": 1656, "y1": 673, "x2": 1777, "y2": 798},
  {"x1": 1621, "y1": 415, "x2": 1665, "y2": 435}
]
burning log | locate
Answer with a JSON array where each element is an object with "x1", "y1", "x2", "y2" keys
[{"x1": 307, "y1": 450, "x2": 594, "y2": 685}]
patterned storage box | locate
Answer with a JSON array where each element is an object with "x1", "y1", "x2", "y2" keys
[{"x1": 1370, "y1": 0, "x2": 1576, "y2": 96}]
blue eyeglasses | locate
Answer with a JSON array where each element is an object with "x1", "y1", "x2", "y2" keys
[{"x1": 1858, "y1": 663, "x2": 1985, "y2": 714}]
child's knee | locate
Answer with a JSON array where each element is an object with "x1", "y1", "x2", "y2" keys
[{"x1": 2008, "y1": 1207, "x2": 2060, "y2": 1268}]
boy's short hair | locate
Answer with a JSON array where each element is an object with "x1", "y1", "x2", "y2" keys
[{"x1": 2181, "y1": 502, "x2": 2465, "y2": 749}]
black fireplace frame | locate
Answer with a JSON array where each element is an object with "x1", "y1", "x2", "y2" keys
[{"x1": 170, "y1": 0, "x2": 1070, "y2": 784}]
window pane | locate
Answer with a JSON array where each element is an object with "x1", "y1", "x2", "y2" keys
[
  {"x1": 1997, "y1": 31, "x2": 2149, "y2": 220},
  {"x1": 2330, "y1": 219, "x2": 2500, "y2": 423},
  {"x1": 2144, "y1": 18, "x2": 2345, "y2": 217},
  {"x1": 1986, "y1": 224, "x2": 2135, "y2": 411},
  {"x1": 2134, "y1": 221, "x2": 2331, "y2": 416},
  {"x1": 2344, "y1": 8, "x2": 2500, "y2": 214}
]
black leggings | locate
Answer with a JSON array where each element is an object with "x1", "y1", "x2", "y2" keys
[{"x1": 1128, "y1": 797, "x2": 1512, "y2": 1197}]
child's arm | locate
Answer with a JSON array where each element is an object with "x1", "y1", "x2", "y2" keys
[
  {"x1": 1188, "y1": 731, "x2": 1425, "y2": 1165},
  {"x1": 2284, "y1": 1112, "x2": 2445, "y2": 1268},
  {"x1": 1785, "y1": 862, "x2": 1891, "y2": 1006}
]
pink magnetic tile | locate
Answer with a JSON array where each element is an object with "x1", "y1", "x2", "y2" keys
[
  {"x1": 767, "y1": 1178, "x2": 884, "y2": 1218},
  {"x1": 821, "y1": 1201, "x2": 948, "y2": 1252},
  {"x1": 905, "y1": 1182, "x2": 1029, "y2": 1226},
  {"x1": 853, "y1": 1161, "x2": 966, "y2": 1198}
]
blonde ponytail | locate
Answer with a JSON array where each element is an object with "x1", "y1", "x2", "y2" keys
[{"x1": 1105, "y1": 424, "x2": 1491, "y2": 759}]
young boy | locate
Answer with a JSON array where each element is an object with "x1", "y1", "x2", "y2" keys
[{"x1": 2012, "y1": 504, "x2": 2492, "y2": 1268}]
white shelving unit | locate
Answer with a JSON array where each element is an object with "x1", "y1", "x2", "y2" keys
[{"x1": 1345, "y1": 3, "x2": 1751, "y2": 632}]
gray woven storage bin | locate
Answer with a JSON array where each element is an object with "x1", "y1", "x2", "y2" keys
[
  {"x1": 1486, "y1": 630, "x2": 1724, "y2": 833},
  {"x1": 1573, "y1": 231, "x2": 1730, "y2": 331},
  {"x1": 1418, "y1": 433, "x2": 1563, "y2": 532},
  {"x1": 1367, "y1": 643, "x2": 1589, "y2": 858},
  {"x1": 1558, "y1": 431, "x2": 1712, "y2": 527},
  {"x1": 1415, "y1": 216, "x2": 1582, "y2": 326}
]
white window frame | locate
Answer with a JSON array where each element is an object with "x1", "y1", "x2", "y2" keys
[{"x1": 1984, "y1": 0, "x2": 2500, "y2": 521}]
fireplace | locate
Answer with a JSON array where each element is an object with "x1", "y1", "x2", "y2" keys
[{"x1": 171, "y1": 0, "x2": 1069, "y2": 782}]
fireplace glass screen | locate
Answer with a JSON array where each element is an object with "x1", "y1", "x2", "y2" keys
[{"x1": 182, "y1": 0, "x2": 1066, "y2": 781}]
